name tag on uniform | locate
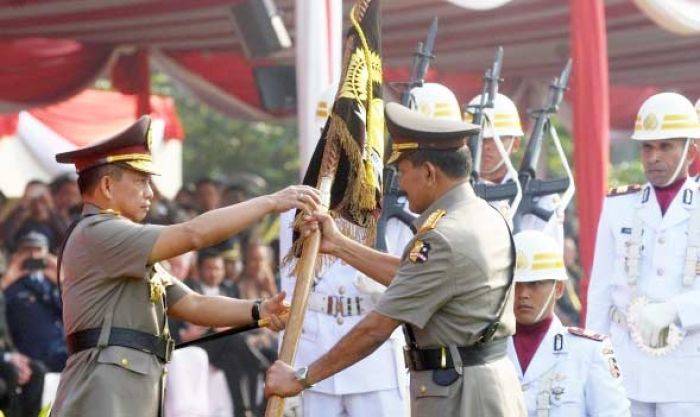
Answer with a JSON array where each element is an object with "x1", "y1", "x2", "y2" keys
[{"x1": 621, "y1": 227, "x2": 632, "y2": 235}]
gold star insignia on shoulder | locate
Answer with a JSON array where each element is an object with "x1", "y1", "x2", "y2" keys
[
  {"x1": 606, "y1": 184, "x2": 641, "y2": 197},
  {"x1": 409, "y1": 240, "x2": 431, "y2": 264},
  {"x1": 418, "y1": 209, "x2": 446, "y2": 234}
]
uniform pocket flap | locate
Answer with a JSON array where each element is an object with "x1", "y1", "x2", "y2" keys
[
  {"x1": 411, "y1": 370, "x2": 451, "y2": 398},
  {"x1": 97, "y1": 346, "x2": 153, "y2": 375}
]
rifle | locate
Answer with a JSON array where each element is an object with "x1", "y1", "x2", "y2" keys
[
  {"x1": 512, "y1": 59, "x2": 574, "y2": 232},
  {"x1": 468, "y1": 47, "x2": 503, "y2": 184},
  {"x1": 467, "y1": 47, "x2": 522, "y2": 209},
  {"x1": 376, "y1": 17, "x2": 437, "y2": 251}
]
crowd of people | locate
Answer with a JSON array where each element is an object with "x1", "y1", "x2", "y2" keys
[{"x1": 0, "y1": 174, "x2": 282, "y2": 417}]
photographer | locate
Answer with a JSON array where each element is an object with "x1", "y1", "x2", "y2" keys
[
  {"x1": 2, "y1": 181, "x2": 65, "y2": 254},
  {"x1": 1, "y1": 232, "x2": 66, "y2": 372}
]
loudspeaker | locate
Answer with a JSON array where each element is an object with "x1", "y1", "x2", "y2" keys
[
  {"x1": 231, "y1": 0, "x2": 292, "y2": 59},
  {"x1": 254, "y1": 66, "x2": 297, "y2": 113}
]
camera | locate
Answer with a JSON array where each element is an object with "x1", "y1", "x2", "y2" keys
[{"x1": 22, "y1": 258, "x2": 46, "y2": 271}]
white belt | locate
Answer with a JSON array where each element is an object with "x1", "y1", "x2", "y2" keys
[{"x1": 307, "y1": 292, "x2": 373, "y2": 317}]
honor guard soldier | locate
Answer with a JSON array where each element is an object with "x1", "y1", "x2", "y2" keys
[
  {"x1": 508, "y1": 230, "x2": 630, "y2": 417},
  {"x1": 278, "y1": 85, "x2": 406, "y2": 417},
  {"x1": 587, "y1": 92, "x2": 700, "y2": 416},
  {"x1": 50, "y1": 116, "x2": 316, "y2": 417},
  {"x1": 465, "y1": 93, "x2": 564, "y2": 245},
  {"x1": 266, "y1": 102, "x2": 526, "y2": 417}
]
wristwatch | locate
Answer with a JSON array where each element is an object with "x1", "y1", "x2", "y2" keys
[
  {"x1": 294, "y1": 366, "x2": 314, "y2": 389},
  {"x1": 251, "y1": 299, "x2": 262, "y2": 322}
]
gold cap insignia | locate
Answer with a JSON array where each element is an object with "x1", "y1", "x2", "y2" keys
[{"x1": 643, "y1": 113, "x2": 659, "y2": 131}]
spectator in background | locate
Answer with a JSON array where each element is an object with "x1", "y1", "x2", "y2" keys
[
  {"x1": 49, "y1": 174, "x2": 81, "y2": 227},
  {"x1": 179, "y1": 250, "x2": 239, "y2": 343},
  {"x1": 2, "y1": 180, "x2": 64, "y2": 254},
  {"x1": 195, "y1": 178, "x2": 222, "y2": 214},
  {"x1": 222, "y1": 243, "x2": 243, "y2": 288},
  {"x1": 165, "y1": 251, "x2": 196, "y2": 282},
  {"x1": 145, "y1": 180, "x2": 189, "y2": 226},
  {"x1": 191, "y1": 250, "x2": 238, "y2": 299},
  {"x1": 0, "y1": 350, "x2": 45, "y2": 417},
  {"x1": 173, "y1": 183, "x2": 198, "y2": 220},
  {"x1": 180, "y1": 249, "x2": 268, "y2": 417},
  {"x1": 0, "y1": 233, "x2": 48, "y2": 417},
  {"x1": 1, "y1": 232, "x2": 66, "y2": 372},
  {"x1": 238, "y1": 241, "x2": 277, "y2": 300}
]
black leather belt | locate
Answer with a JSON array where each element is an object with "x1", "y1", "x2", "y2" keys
[
  {"x1": 404, "y1": 338, "x2": 507, "y2": 371},
  {"x1": 66, "y1": 327, "x2": 174, "y2": 363}
]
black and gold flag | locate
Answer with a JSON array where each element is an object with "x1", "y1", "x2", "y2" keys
[{"x1": 301, "y1": 0, "x2": 384, "y2": 231}]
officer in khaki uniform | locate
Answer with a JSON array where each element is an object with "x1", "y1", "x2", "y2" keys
[
  {"x1": 265, "y1": 103, "x2": 526, "y2": 417},
  {"x1": 50, "y1": 116, "x2": 320, "y2": 417}
]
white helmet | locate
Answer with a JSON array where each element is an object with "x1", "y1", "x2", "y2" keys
[
  {"x1": 632, "y1": 92, "x2": 700, "y2": 141},
  {"x1": 314, "y1": 83, "x2": 338, "y2": 133},
  {"x1": 695, "y1": 97, "x2": 700, "y2": 120},
  {"x1": 514, "y1": 230, "x2": 567, "y2": 283},
  {"x1": 409, "y1": 83, "x2": 461, "y2": 121},
  {"x1": 464, "y1": 93, "x2": 524, "y2": 138}
]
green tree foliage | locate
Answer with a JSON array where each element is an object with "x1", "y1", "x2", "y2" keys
[{"x1": 150, "y1": 72, "x2": 300, "y2": 192}]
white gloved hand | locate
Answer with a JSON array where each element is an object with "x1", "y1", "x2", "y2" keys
[{"x1": 638, "y1": 301, "x2": 679, "y2": 348}]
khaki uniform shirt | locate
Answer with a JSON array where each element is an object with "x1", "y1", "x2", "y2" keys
[
  {"x1": 375, "y1": 182, "x2": 525, "y2": 417},
  {"x1": 51, "y1": 204, "x2": 192, "y2": 417}
]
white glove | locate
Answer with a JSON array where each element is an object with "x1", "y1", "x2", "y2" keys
[{"x1": 638, "y1": 301, "x2": 679, "y2": 348}]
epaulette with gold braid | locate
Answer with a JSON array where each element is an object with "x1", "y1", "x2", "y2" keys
[
  {"x1": 606, "y1": 184, "x2": 641, "y2": 197},
  {"x1": 568, "y1": 327, "x2": 604, "y2": 341},
  {"x1": 418, "y1": 209, "x2": 446, "y2": 234}
]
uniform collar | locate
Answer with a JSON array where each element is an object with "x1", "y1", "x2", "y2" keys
[
  {"x1": 81, "y1": 203, "x2": 122, "y2": 218},
  {"x1": 81, "y1": 203, "x2": 102, "y2": 216},
  {"x1": 638, "y1": 176, "x2": 698, "y2": 229},
  {"x1": 412, "y1": 181, "x2": 474, "y2": 229}
]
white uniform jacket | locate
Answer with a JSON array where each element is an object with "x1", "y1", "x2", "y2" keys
[
  {"x1": 587, "y1": 176, "x2": 700, "y2": 402},
  {"x1": 507, "y1": 316, "x2": 630, "y2": 417},
  {"x1": 278, "y1": 209, "x2": 412, "y2": 396}
]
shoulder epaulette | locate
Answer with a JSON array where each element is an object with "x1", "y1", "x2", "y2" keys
[
  {"x1": 418, "y1": 209, "x2": 446, "y2": 234},
  {"x1": 606, "y1": 184, "x2": 641, "y2": 197},
  {"x1": 567, "y1": 327, "x2": 604, "y2": 341}
]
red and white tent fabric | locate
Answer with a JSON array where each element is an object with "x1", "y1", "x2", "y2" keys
[{"x1": 0, "y1": 89, "x2": 185, "y2": 198}]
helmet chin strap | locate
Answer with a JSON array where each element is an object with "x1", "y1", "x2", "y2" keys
[
  {"x1": 661, "y1": 138, "x2": 690, "y2": 187},
  {"x1": 533, "y1": 283, "x2": 557, "y2": 323},
  {"x1": 482, "y1": 133, "x2": 516, "y2": 175}
]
